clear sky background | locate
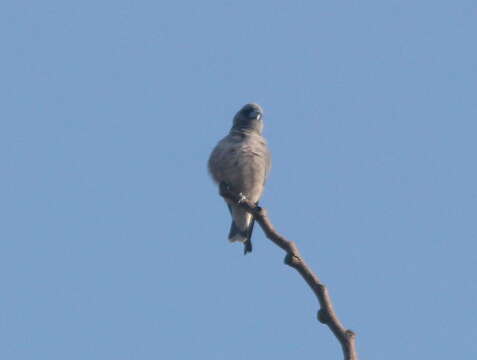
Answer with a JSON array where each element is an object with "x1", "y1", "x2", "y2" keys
[{"x1": 1, "y1": 1, "x2": 476, "y2": 359}]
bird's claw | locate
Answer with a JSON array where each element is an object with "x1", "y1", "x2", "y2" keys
[
  {"x1": 237, "y1": 193, "x2": 247, "y2": 203},
  {"x1": 219, "y1": 182, "x2": 246, "y2": 203}
]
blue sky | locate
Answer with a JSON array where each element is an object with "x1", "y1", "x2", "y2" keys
[{"x1": 1, "y1": 1, "x2": 476, "y2": 359}]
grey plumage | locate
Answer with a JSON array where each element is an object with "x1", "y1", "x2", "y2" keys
[{"x1": 208, "y1": 103, "x2": 271, "y2": 254}]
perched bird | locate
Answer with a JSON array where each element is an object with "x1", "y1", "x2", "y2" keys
[{"x1": 208, "y1": 103, "x2": 271, "y2": 254}]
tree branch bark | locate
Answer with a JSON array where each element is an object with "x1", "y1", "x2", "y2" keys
[{"x1": 219, "y1": 183, "x2": 358, "y2": 360}]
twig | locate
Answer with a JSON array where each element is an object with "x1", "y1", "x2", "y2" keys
[{"x1": 219, "y1": 183, "x2": 358, "y2": 360}]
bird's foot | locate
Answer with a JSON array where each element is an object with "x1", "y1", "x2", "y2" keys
[
  {"x1": 219, "y1": 182, "x2": 248, "y2": 204},
  {"x1": 237, "y1": 192, "x2": 247, "y2": 204}
]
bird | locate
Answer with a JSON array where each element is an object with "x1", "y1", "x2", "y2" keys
[{"x1": 208, "y1": 103, "x2": 271, "y2": 254}]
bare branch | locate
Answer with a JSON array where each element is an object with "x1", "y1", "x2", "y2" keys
[{"x1": 219, "y1": 183, "x2": 358, "y2": 360}]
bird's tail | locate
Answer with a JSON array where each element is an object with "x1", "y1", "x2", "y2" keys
[
  {"x1": 228, "y1": 204, "x2": 256, "y2": 255},
  {"x1": 228, "y1": 218, "x2": 254, "y2": 254}
]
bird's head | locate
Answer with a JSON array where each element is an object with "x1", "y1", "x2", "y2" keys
[{"x1": 232, "y1": 103, "x2": 264, "y2": 133}]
